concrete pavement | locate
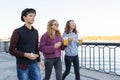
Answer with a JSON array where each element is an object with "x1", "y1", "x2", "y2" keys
[{"x1": 1, "y1": 52, "x2": 120, "y2": 80}]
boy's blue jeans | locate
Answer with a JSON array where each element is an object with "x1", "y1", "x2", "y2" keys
[{"x1": 17, "y1": 62, "x2": 41, "y2": 80}]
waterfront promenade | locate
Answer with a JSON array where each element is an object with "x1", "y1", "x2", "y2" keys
[{"x1": 0, "y1": 52, "x2": 120, "y2": 80}]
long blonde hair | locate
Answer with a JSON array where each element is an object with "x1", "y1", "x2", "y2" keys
[{"x1": 47, "y1": 19, "x2": 61, "y2": 39}]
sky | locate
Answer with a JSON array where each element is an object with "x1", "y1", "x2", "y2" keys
[{"x1": 0, "y1": 0, "x2": 120, "y2": 39}]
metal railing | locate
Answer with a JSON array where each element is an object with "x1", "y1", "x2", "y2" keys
[
  {"x1": 1, "y1": 41, "x2": 120, "y2": 76},
  {"x1": 79, "y1": 42, "x2": 120, "y2": 76}
]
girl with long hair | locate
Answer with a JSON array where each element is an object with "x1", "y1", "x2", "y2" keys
[
  {"x1": 62, "y1": 20, "x2": 80, "y2": 80},
  {"x1": 39, "y1": 19, "x2": 65, "y2": 80}
]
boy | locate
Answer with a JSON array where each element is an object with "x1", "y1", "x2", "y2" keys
[{"x1": 9, "y1": 8, "x2": 43, "y2": 80}]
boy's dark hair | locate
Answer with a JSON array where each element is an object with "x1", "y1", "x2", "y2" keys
[{"x1": 21, "y1": 8, "x2": 36, "y2": 22}]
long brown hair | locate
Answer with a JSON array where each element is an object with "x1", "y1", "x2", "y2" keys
[
  {"x1": 64, "y1": 20, "x2": 77, "y2": 34},
  {"x1": 47, "y1": 19, "x2": 61, "y2": 39}
]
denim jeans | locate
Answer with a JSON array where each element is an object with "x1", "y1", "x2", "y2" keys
[
  {"x1": 17, "y1": 62, "x2": 41, "y2": 80},
  {"x1": 43, "y1": 57, "x2": 62, "y2": 80},
  {"x1": 62, "y1": 55, "x2": 80, "y2": 80}
]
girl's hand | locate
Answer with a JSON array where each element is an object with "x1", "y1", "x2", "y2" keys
[
  {"x1": 68, "y1": 37, "x2": 74, "y2": 42},
  {"x1": 54, "y1": 42, "x2": 62, "y2": 48}
]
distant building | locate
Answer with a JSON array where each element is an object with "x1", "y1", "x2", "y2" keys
[{"x1": 0, "y1": 40, "x2": 10, "y2": 53}]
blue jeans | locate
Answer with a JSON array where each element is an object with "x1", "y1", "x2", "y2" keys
[{"x1": 17, "y1": 62, "x2": 41, "y2": 80}]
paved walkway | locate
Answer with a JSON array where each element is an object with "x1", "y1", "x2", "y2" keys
[{"x1": 0, "y1": 52, "x2": 120, "y2": 80}]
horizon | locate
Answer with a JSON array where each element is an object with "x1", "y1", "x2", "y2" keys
[{"x1": 2, "y1": 35, "x2": 120, "y2": 42}]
